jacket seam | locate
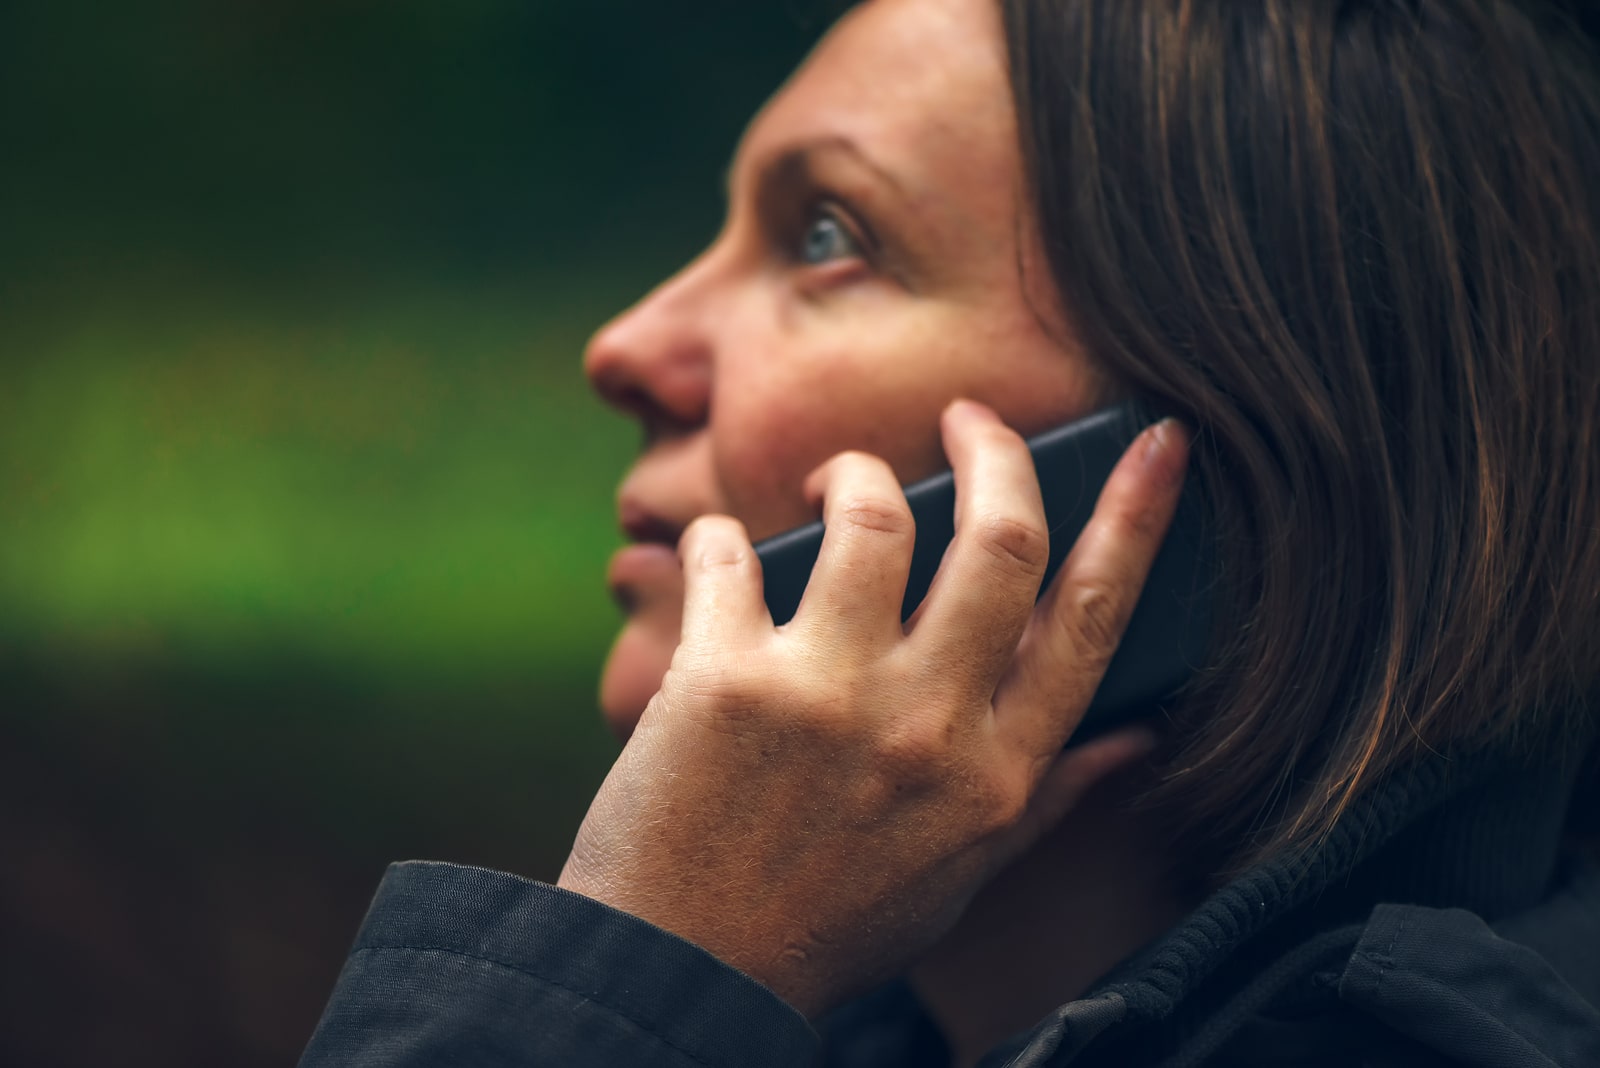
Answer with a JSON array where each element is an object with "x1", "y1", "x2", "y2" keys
[
  {"x1": 348, "y1": 943, "x2": 724, "y2": 1068},
  {"x1": 1374, "y1": 913, "x2": 1405, "y2": 1002}
]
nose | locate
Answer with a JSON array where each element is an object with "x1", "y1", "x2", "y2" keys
[{"x1": 584, "y1": 257, "x2": 717, "y2": 440}]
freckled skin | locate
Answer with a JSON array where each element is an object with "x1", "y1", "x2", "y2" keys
[
  {"x1": 567, "y1": 5, "x2": 1197, "y2": 1046},
  {"x1": 584, "y1": 0, "x2": 1104, "y2": 738}
]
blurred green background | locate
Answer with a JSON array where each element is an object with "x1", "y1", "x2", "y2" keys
[{"x1": 0, "y1": 2, "x2": 828, "y2": 1063}]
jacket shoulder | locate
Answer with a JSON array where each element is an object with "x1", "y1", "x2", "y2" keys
[{"x1": 1336, "y1": 856, "x2": 1600, "y2": 1066}]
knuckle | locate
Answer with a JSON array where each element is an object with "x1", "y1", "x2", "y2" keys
[
  {"x1": 875, "y1": 714, "x2": 959, "y2": 774},
  {"x1": 1117, "y1": 498, "x2": 1169, "y2": 546},
  {"x1": 699, "y1": 541, "x2": 754, "y2": 572},
  {"x1": 674, "y1": 650, "x2": 749, "y2": 700},
  {"x1": 839, "y1": 494, "x2": 914, "y2": 538},
  {"x1": 1065, "y1": 578, "x2": 1126, "y2": 656},
  {"x1": 981, "y1": 775, "x2": 1030, "y2": 832},
  {"x1": 683, "y1": 515, "x2": 752, "y2": 569},
  {"x1": 805, "y1": 677, "x2": 856, "y2": 723},
  {"x1": 973, "y1": 512, "x2": 1049, "y2": 575},
  {"x1": 786, "y1": 654, "x2": 861, "y2": 726},
  {"x1": 945, "y1": 768, "x2": 1027, "y2": 837}
]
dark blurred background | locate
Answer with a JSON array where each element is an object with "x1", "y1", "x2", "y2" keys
[{"x1": 0, "y1": 3, "x2": 828, "y2": 1063}]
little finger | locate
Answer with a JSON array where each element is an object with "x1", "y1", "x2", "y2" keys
[{"x1": 996, "y1": 418, "x2": 1190, "y2": 757}]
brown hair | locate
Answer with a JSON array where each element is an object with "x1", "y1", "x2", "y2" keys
[{"x1": 1002, "y1": 0, "x2": 1600, "y2": 877}]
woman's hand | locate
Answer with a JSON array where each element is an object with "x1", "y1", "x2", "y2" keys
[{"x1": 558, "y1": 400, "x2": 1190, "y2": 1018}]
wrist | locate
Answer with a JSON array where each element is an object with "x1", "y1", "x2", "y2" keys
[{"x1": 557, "y1": 868, "x2": 838, "y2": 1018}]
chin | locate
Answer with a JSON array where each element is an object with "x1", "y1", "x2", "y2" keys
[{"x1": 598, "y1": 620, "x2": 676, "y2": 742}]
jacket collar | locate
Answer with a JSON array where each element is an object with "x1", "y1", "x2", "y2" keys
[{"x1": 1000, "y1": 740, "x2": 1593, "y2": 1066}]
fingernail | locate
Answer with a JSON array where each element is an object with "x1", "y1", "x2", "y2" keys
[{"x1": 1144, "y1": 418, "x2": 1190, "y2": 473}]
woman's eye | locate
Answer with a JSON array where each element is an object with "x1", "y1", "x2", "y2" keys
[{"x1": 797, "y1": 207, "x2": 864, "y2": 266}]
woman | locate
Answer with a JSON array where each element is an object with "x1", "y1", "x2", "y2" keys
[{"x1": 303, "y1": 1, "x2": 1600, "y2": 1064}]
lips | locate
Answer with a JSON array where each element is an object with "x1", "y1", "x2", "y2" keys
[
  {"x1": 607, "y1": 498, "x2": 690, "y2": 613},
  {"x1": 618, "y1": 500, "x2": 686, "y2": 548},
  {"x1": 606, "y1": 542, "x2": 682, "y2": 612}
]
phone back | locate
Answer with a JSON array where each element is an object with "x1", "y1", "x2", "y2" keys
[{"x1": 754, "y1": 406, "x2": 1213, "y2": 738}]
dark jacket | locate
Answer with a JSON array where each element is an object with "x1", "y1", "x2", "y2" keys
[{"x1": 301, "y1": 746, "x2": 1600, "y2": 1066}]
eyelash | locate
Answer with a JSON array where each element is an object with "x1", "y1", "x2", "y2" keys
[{"x1": 787, "y1": 197, "x2": 875, "y2": 275}]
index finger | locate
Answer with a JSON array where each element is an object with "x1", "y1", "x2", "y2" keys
[{"x1": 995, "y1": 418, "x2": 1190, "y2": 761}]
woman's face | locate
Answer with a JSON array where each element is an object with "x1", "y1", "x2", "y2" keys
[{"x1": 585, "y1": 0, "x2": 1103, "y2": 737}]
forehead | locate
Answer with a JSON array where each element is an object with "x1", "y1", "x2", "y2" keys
[{"x1": 736, "y1": 0, "x2": 1018, "y2": 207}]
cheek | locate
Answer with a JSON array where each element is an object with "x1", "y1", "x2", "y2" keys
[
  {"x1": 710, "y1": 377, "x2": 867, "y2": 540},
  {"x1": 709, "y1": 350, "x2": 961, "y2": 538},
  {"x1": 707, "y1": 308, "x2": 1097, "y2": 540}
]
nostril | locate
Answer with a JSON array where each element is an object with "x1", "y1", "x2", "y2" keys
[
  {"x1": 594, "y1": 362, "x2": 710, "y2": 436},
  {"x1": 582, "y1": 289, "x2": 713, "y2": 432},
  {"x1": 593, "y1": 379, "x2": 704, "y2": 448},
  {"x1": 588, "y1": 362, "x2": 649, "y2": 415},
  {"x1": 637, "y1": 399, "x2": 702, "y2": 450}
]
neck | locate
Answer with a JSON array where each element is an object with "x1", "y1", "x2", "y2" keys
[{"x1": 907, "y1": 783, "x2": 1192, "y2": 1068}]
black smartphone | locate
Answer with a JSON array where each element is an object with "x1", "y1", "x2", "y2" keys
[{"x1": 753, "y1": 405, "x2": 1213, "y2": 739}]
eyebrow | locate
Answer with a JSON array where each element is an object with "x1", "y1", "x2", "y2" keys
[{"x1": 723, "y1": 134, "x2": 911, "y2": 206}]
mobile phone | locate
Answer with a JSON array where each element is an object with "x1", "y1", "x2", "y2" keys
[{"x1": 753, "y1": 405, "x2": 1212, "y2": 739}]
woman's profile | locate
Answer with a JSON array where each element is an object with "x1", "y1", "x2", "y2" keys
[{"x1": 303, "y1": 1, "x2": 1600, "y2": 1065}]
